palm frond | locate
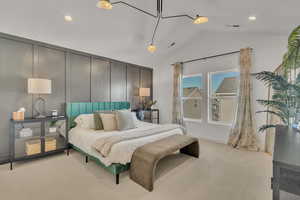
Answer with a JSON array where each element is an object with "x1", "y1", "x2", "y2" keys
[
  {"x1": 258, "y1": 124, "x2": 277, "y2": 132},
  {"x1": 253, "y1": 71, "x2": 289, "y2": 89},
  {"x1": 282, "y1": 26, "x2": 300, "y2": 73},
  {"x1": 256, "y1": 100, "x2": 288, "y2": 111},
  {"x1": 256, "y1": 110, "x2": 287, "y2": 124},
  {"x1": 296, "y1": 72, "x2": 300, "y2": 85},
  {"x1": 288, "y1": 25, "x2": 300, "y2": 49}
]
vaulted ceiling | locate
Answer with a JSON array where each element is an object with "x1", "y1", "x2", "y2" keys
[{"x1": 0, "y1": 0, "x2": 299, "y2": 66}]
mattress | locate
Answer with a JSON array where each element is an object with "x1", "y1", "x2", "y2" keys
[{"x1": 69, "y1": 121, "x2": 183, "y2": 166}]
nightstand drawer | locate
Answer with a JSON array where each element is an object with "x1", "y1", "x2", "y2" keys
[{"x1": 280, "y1": 168, "x2": 300, "y2": 181}]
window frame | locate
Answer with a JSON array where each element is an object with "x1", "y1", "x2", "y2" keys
[
  {"x1": 207, "y1": 69, "x2": 239, "y2": 126},
  {"x1": 181, "y1": 73, "x2": 203, "y2": 123}
]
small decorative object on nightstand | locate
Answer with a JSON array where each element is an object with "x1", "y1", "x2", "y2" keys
[
  {"x1": 9, "y1": 116, "x2": 68, "y2": 170},
  {"x1": 134, "y1": 109, "x2": 159, "y2": 124}
]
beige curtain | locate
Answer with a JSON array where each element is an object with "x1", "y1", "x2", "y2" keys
[
  {"x1": 172, "y1": 62, "x2": 184, "y2": 124},
  {"x1": 228, "y1": 48, "x2": 260, "y2": 151}
]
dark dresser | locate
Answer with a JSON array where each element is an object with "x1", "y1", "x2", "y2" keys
[{"x1": 272, "y1": 126, "x2": 300, "y2": 200}]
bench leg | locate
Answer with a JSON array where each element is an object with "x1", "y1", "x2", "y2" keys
[
  {"x1": 180, "y1": 141, "x2": 199, "y2": 158},
  {"x1": 116, "y1": 174, "x2": 119, "y2": 185}
]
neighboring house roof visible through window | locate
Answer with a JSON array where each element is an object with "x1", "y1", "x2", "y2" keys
[
  {"x1": 215, "y1": 77, "x2": 237, "y2": 95},
  {"x1": 183, "y1": 87, "x2": 202, "y2": 97}
]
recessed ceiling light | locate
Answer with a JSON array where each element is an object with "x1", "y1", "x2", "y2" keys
[
  {"x1": 64, "y1": 15, "x2": 73, "y2": 22},
  {"x1": 248, "y1": 16, "x2": 256, "y2": 21}
]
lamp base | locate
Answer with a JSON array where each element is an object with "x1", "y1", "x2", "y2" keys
[{"x1": 34, "y1": 96, "x2": 46, "y2": 118}]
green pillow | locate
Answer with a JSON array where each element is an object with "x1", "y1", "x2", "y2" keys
[{"x1": 94, "y1": 112, "x2": 104, "y2": 130}]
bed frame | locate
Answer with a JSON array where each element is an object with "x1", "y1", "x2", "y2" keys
[{"x1": 66, "y1": 102, "x2": 131, "y2": 184}]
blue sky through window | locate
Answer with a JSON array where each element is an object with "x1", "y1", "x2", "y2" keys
[
  {"x1": 182, "y1": 76, "x2": 202, "y2": 89},
  {"x1": 211, "y1": 71, "x2": 239, "y2": 92}
]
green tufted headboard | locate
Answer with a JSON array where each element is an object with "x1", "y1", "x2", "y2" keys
[{"x1": 66, "y1": 102, "x2": 130, "y2": 129}]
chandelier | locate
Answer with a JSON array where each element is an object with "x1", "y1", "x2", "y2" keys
[{"x1": 97, "y1": 0, "x2": 208, "y2": 53}]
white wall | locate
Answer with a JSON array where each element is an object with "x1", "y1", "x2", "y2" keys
[{"x1": 153, "y1": 32, "x2": 288, "y2": 149}]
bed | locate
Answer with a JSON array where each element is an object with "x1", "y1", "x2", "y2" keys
[{"x1": 66, "y1": 102, "x2": 184, "y2": 184}]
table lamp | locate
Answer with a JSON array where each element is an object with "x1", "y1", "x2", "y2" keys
[
  {"x1": 28, "y1": 78, "x2": 52, "y2": 118},
  {"x1": 139, "y1": 88, "x2": 150, "y2": 110}
]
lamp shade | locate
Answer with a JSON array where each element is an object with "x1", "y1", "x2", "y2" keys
[
  {"x1": 139, "y1": 88, "x2": 150, "y2": 97},
  {"x1": 28, "y1": 78, "x2": 52, "y2": 94}
]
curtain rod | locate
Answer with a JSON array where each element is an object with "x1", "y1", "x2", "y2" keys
[{"x1": 172, "y1": 48, "x2": 253, "y2": 65}]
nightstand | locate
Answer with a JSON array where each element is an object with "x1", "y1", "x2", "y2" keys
[
  {"x1": 135, "y1": 109, "x2": 160, "y2": 124},
  {"x1": 9, "y1": 116, "x2": 68, "y2": 170}
]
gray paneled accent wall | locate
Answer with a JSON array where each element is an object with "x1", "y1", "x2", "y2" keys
[
  {"x1": 0, "y1": 33, "x2": 153, "y2": 163},
  {"x1": 0, "y1": 38, "x2": 33, "y2": 159},
  {"x1": 141, "y1": 68, "x2": 153, "y2": 102},
  {"x1": 69, "y1": 53, "x2": 91, "y2": 102},
  {"x1": 111, "y1": 61, "x2": 127, "y2": 102},
  {"x1": 127, "y1": 64, "x2": 141, "y2": 109},
  {"x1": 34, "y1": 46, "x2": 66, "y2": 115},
  {"x1": 91, "y1": 58, "x2": 110, "y2": 102}
]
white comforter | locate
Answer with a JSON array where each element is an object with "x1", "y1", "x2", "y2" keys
[{"x1": 69, "y1": 121, "x2": 183, "y2": 166}]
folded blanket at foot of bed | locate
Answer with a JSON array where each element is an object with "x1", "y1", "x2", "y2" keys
[
  {"x1": 129, "y1": 134, "x2": 199, "y2": 191},
  {"x1": 92, "y1": 124, "x2": 182, "y2": 157}
]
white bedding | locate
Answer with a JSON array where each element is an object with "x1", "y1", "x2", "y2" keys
[{"x1": 69, "y1": 121, "x2": 183, "y2": 166}]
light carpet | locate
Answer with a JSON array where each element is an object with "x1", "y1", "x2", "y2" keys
[{"x1": 0, "y1": 139, "x2": 293, "y2": 200}]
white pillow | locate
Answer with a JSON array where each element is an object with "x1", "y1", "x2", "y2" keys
[{"x1": 74, "y1": 114, "x2": 95, "y2": 129}]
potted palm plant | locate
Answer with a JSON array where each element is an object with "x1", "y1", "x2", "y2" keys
[{"x1": 255, "y1": 25, "x2": 300, "y2": 132}]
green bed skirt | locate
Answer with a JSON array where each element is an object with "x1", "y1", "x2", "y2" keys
[{"x1": 71, "y1": 145, "x2": 130, "y2": 175}]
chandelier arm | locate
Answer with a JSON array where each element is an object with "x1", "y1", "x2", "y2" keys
[
  {"x1": 161, "y1": 14, "x2": 194, "y2": 21},
  {"x1": 151, "y1": 16, "x2": 161, "y2": 44},
  {"x1": 111, "y1": 1, "x2": 158, "y2": 18}
]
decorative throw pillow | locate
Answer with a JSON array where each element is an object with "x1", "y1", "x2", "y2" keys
[
  {"x1": 100, "y1": 113, "x2": 118, "y2": 131},
  {"x1": 116, "y1": 110, "x2": 136, "y2": 131},
  {"x1": 74, "y1": 114, "x2": 95, "y2": 129},
  {"x1": 93, "y1": 111, "x2": 114, "y2": 130}
]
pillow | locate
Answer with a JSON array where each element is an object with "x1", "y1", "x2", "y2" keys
[
  {"x1": 100, "y1": 113, "x2": 118, "y2": 131},
  {"x1": 74, "y1": 114, "x2": 95, "y2": 129},
  {"x1": 116, "y1": 110, "x2": 136, "y2": 131},
  {"x1": 93, "y1": 111, "x2": 114, "y2": 130}
]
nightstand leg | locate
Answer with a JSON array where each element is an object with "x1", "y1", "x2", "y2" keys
[
  {"x1": 116, "y1": 174, "x2": 119, "y2": 185},
  {"x1": 67, "y1": 148, "x2": 70, "y2": 156},
  {"x1": 10, "y1": 161, "x2": 13, "y2": 171},
  {"x1": 85, "y1": 156, "x2": 89, "y2": 163}
]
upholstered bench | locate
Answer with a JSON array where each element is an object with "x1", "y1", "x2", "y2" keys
[{"x1": 129, "y1": 134, "x2": 199, "y2": 191}]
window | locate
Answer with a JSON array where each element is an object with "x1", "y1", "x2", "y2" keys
[
  {"x1": 182, "y1": 74, "x2": 202, "y2": 122},
  {"x1": 208, "y1": 70, "x2": 239, "y2": 125}
]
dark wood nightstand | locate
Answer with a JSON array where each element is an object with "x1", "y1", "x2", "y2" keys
[{"x1": 272, "y1": 126, "x2": 300, "y2": 200}]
